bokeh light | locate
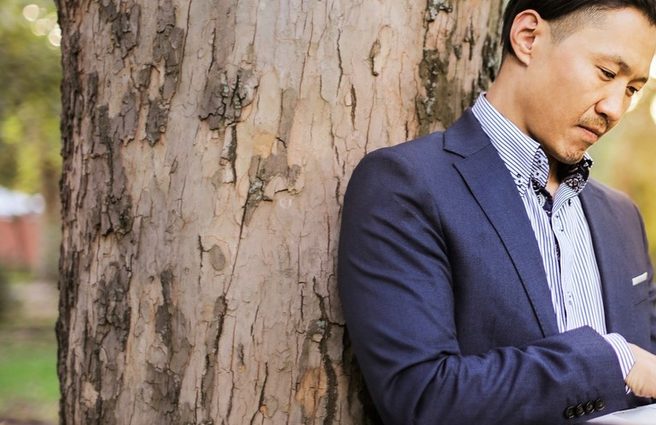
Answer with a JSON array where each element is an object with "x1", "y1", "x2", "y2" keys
[
  {"x1": 22, "y1": 4, "x2": 39, "y2": 22},
  {"x1": 22, "y1": 6, "x2": 60, "y2": 48},
  {"x1": 48, "y1": 25, "x2": 61, "y2": 47}
]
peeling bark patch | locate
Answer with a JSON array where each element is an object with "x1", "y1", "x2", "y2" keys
[
  {"x1": 200, "y1": 296, "x2": 227, "y2": 413},
  {"x1": 97, "y1": 262, "x2": 132, "y2": 349},
  {"x1": 157, "y1": 268, "x2": 174, "y2": 342},
  {"x1": 208, "y1": 245, "x2": 226, "y2": 271},
  {"x1": 425, "y1": 0, "x2": 453, "y2": 22},
  {"x1": 314, "y1": 282, "x2": 338, "y2": 425},
  {"x1": 279, "y1": 88, "x2": 298, "y2": 144},
  {"x1": 144, "y1": 0, "x2": 185, "y2": 145},
  {"x1": 199, "y1": 65, "x2": 258, "y2": 130},
  {"x1": 244, "y1": 160, "x2": 265, "y2": 225},
  {"x1": 151, "y1": 268, "x2": 194, "y2": 422},
  {"x1": 145, "y1": 98, "x2": 170, "y2": 145},
  {"x1": 342, "y1": 331, "x2": 384, "y2": 425},
  {"x1": 95, "y1": 105, "x2": 134, "y2": 237},
  {"x1": 112, "y1": 90, "x2": 139, "y2": 143},
  {"x1": 81, "y1": 335, "x2": 103, "y2": 423},
  {"x1": 243, "y1": 139, "x2": 300, "y2": 225},
  {"x1": 146, "y1": 363, "x2": 182, "y2": 416},
  {"x1": 78, "y1": 261, "x2": 131, "y2": 425},
  {"x1": 99, "y1": 1, "x2": 140, "y2": 57},
  {"x1": 368, "y1": 39, "x2": 381, "y2": 77},
  {"x1": 218, "y1": 125, "x2": 238, "y2": 185},
  {"x1": 153, "y1": 25, "x2": 185, "y2": 100},
  {"x1": 84, "y1": 71, "x2": 99, "y2": 130},
  {"x1": 57, "y1": 29, "x2": 84, "y2": 159},
  {"x1": 416, "y1": 48, "x2": 455, "y2": 135},
  {"x1": 136, "y1": 65, "x2": 152, "y2": 90},
  {"x1": 481, "y1": 34, "x2": 500, "y2": 82},
  {"x1": 296, "y1": 367, "x2": 327, "y2": 418}
]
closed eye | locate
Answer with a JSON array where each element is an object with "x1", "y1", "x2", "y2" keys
[
  {"x1": 627, "y1": 86, "x2": 640, "y2": 96},
  {"x1": 598, "y1": 67, "x2": 616, "y2": 80}
]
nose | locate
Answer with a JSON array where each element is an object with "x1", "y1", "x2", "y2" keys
[{"x1": 594, "y1": 87, "x2": 629, "y2": 125}]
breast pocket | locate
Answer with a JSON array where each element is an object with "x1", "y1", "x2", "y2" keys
[{"x1": 632, "y1": 272, "x2": 651, "y2": 305}]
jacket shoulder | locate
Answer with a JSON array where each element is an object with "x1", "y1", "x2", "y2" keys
[{"x1": 586, "y1": 179, "x2": 638, "y2": 210}]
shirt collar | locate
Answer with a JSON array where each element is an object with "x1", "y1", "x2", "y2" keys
[{"x1": 471, "y1": 93, "x2": 593, "y2": 196}]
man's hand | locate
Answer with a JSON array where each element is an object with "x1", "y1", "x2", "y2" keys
[{"x1": 626, "y1": 343, "x2": 656, "y2": 397}]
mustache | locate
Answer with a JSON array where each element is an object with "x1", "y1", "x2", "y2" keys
[{"x1": 578, "y1": 116, "x2": 609, "y2": 135}]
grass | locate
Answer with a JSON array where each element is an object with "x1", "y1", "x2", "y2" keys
[{"x1": 0, "y1": 325, "x2": 59, "y2": 423}]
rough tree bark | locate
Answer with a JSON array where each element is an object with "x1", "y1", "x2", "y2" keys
[{"x1": 56, "y1": 0, "x2": 503, "y2": 423}]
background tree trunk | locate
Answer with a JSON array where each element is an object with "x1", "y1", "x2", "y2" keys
[{"x1": 56, "y1": 0, "x2": 503, "y2": 423}]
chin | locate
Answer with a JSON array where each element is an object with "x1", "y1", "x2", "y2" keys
[{"x1": 556, "y1": 151, "x2": 585, "y2": 165}]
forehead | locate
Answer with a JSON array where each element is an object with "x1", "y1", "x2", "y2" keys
[{"x1": 556, "y1": 7, "x2": 656, "y2": 76}]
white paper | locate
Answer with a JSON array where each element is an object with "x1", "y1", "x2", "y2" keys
[{"x1": 587, "y1": 403, "x2": 656, "y2": 424}]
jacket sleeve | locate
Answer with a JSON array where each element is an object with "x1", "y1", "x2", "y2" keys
[{"x1": 337, "y1": 148, "x2": 631, "y2": 425}]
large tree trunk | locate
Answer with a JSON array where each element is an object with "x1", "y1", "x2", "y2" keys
[{"x1": 56, "y1": 0, "x2": 503, "y2": 423}]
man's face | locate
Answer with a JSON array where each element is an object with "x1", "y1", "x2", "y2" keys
[{"x1": 521, "y1": 7, "x2": 656, "y2": 165}]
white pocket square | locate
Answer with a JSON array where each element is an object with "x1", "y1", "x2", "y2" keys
[{"x1": 632, "y1": 272, "x2": 648, "y2": 286}]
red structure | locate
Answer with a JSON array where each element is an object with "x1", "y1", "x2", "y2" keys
[
  {"x1": 0, "y1": 214, "x2": 42, "y2": 269},
  {"x1": 0, "y1": 188, "x2": 44, "y2": 270}
]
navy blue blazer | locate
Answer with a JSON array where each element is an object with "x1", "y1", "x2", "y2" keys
[{"x1": 337, "y1": 110, "x2": 655, "y2": 425}]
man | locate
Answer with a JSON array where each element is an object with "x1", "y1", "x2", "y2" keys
[{"x1": 338, "y1": 1, "x2": 656, "y2": 424}]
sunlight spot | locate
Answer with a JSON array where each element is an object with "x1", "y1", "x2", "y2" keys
[
  {"x1": 48, "y1": 25, "x2": 61, "y2": 47},
  {"x1": 651, "y1": 56, "x2": 656, "y2": 80},
  {"x1": 33, "y1": 18, "x2": 53, "y2": 36},
  {"x1": 22, "y1": 4, "x2": 40, "y2": 22},
  {"x1": 650, "y1": 94, "x2": 656, "y2": 126}
]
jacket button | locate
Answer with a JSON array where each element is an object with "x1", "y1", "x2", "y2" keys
[
  {"x1": 564, "y1": 406, "x2": 576, "y2": 419},
  {"x1": 584, "y1": 401, "x2": 595, "y2": 414},
  {"x1": 575, "y1": 403, "x2": 585, "y2": 417},
  {"x1": 594, "y1": 399, "x2": 605, "y2": 411}
]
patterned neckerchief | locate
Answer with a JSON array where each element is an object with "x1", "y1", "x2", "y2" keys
[{"x1": 532, "y1": 157, "x2": 594, "y2": 216}]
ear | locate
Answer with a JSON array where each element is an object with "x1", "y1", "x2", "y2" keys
[{"x1": 509, "y1": 9, "x2": 544, "y2": 65}]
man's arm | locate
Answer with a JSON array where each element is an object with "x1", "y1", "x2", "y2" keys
[{"x1": 337, "y1": 148, "x2": 633, "y2": 425}]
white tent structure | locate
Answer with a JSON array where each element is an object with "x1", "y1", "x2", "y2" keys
[{"x1": 0, "y1": 187, "x2": 45, "y2": 217}]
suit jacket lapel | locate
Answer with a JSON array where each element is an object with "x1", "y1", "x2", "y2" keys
[
  {"x1": 579, "y1": 184, "x2": 632, "y2": 335},
  {"x1": 446, "y1": 111, "x2": 559, "y2": 337}
]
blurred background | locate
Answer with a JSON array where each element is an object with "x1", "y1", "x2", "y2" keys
[
  {"x1": 0, "y1": 0, "x2": 61, "y2": 423},
  {"x1": 0, "y1": 0, "x2": 654, "y2": 423}
]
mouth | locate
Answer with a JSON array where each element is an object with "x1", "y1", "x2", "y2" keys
[{"x1": 577, "y1": 125, "x2": 604, "y2": 142}]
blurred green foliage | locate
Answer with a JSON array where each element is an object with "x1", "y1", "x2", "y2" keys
[
  {"x1": 0, "y1": 327, "x2": 58, "y2": 422},
  {"x1": 0, "y1": 0, "x2": 60, "y2": 198}
]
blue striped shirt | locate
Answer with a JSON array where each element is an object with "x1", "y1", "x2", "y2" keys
[{"x1": 471, "y1": 94, "x2": 634, "y2": 388}]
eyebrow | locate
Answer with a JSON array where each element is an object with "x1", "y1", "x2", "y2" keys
[{"x1": 607, "y1": 55, "x2": 649, "y2": 83}]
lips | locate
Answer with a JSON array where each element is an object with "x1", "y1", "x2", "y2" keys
[
  {"x1": 577, "y1": 124, "x2": 605, "y2": 143},
  {"x1": 578, "y1": 124, "x2": 604, "y2": 138}
]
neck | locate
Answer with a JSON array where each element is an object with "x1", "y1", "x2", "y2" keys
[
  {"x1": 485, "y1": 60, "x2": 529, "y2": 135},
  {"x1": 546, "y1": 158, "x2": 561, "y2": 196}
]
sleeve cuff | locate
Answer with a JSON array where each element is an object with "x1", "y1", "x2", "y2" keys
[{"x1": 603, "y1": 333, "x2": 635, "y2": 394}]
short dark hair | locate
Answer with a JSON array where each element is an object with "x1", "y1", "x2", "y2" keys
[{"x1": 502, "y1": 0, "x2": 656, "y2": 54}]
